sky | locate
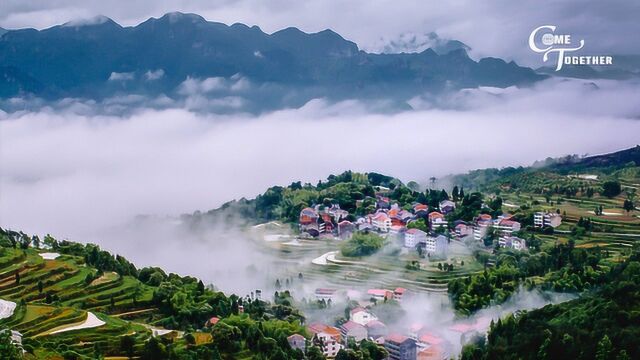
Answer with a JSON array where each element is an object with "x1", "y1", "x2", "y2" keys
[{"x1": 1, "y1": 0, "x2": 639, "y2": 66}]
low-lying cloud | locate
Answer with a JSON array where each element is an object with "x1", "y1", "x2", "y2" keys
[{"x1": 0, "y1": 78, "x2": 639, "y2": 289}]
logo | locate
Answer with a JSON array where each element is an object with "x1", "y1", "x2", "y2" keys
[{"x1": 529, "y1": 25, "x2": 612, "y2": 71}]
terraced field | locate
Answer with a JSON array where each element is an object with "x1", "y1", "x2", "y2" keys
[
  {"x1": 0, "y1": 248, "x2": 163, "y2": 358},
  {"x1": 255, "y1": 232, "x2": 484, "y2": 295}
]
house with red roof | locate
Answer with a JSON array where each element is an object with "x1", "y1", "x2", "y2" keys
[
  {"x1": 428, "y1": 211, "x2": 447, "y2": 230},
  {"x1": 404, "y1": 228, "x2": 427, "y2": 248},
  {"x1": 365, "y1": 320, "x2": 388, "y2": 340},
  {"x1": 384, "y1": 334, "x2": 417, "y2": 360},
  {"x1": 367, "y1": 289, "x2": 393, "y2": 302},
  {"x1": 455, "y1": 223, "x2": 473, "y2": 238},
  {"x1": 371, "y1": 212, "x2": 392, "y2": 232},
  {"x1": 205, "y1": 316, "x2": 219, "y2": 327},
  {"x1": 340, "y1": 320, "x2": 367, "y2": 344},
  {"x1": 393, "y1": 287, "x2": 407, "y2": 301}
]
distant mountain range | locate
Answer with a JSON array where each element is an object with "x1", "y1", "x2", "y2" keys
[{"x1": 0, "y1": 12, "x2": 545, "y2": 107}]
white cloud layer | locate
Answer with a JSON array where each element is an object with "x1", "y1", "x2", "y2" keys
[{"x1": 0, "y1": 78, "x2": 639, "y2": 289}]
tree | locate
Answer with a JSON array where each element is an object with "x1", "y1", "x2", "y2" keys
[
  {"x1": 602, "y1": 181, "x2": 622, "y2": 198},
  {"x1": 120, "y1": 335, "x2": 135, "y2": 359},
  {"x1": 141, "y1": 337, "x2": 167, "y2": 360},
  {"x1": 595, "y1": 335, "x2": 613, "y2": 360},
  {"x1": 211, "y1": 322, "x2": 241, "y2": 353},
  {"x1": 452, "y1": 186, "x2": 460, "y2": 201},
  {"x1": 623, "y1": 199, "x2": 635, "y2": 213},
  {"x1": 38, "y1": 280, "x2": 44, "y2": 294},
  {"x1": 307, "y1": 346, "x2": 325, "y2": 360},
  {"x1": 0, "y1": 330, "x2": 21, "y2": 360}
]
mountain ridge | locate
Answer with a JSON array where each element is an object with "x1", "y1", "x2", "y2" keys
[{"x1": 0, "y1": 12, "x2": 545, "y2": 107}]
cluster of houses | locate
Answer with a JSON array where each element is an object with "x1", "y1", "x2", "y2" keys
[
  {"x1": 299, "y1": 196, "x2": 458, "y2": 258},
  {"x1": 299, "y1": 195, "x2": 563, "y2": 254},
  {"x1": 303, "y1": 287, "x2": 491, "y2": 360}
]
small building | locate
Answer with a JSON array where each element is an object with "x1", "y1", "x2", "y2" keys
[
  {"x1": 367, "y1": 289, "x2": 393, "y2": 302},
  {"x1": 205, "y1": 316, "x2": 220, "y2": 327},
  {"x1": 417, "y1": 332, "x2": 449, "y2": 360},
  {"x1": 287, "y1": 334, "x2": 306, "y2": 353},
  {"x1": 428, "y1": 212, "x2": 447, "y2": 230},
  {"x1": 454, "y1": 223, "x2": 473, "y2": 238},
  {"x1": 393, "y1": 287, "x2": 407, "y2": 301},
  {"x1": 328, "y1": 204, "x2": 349, "y2": 222},
  {"x1": 534, "y1": 212, "x2": 562, "y2": 228},
  {"x1": 499, "y1": 236, "x2": 527, "y2": 250},
  {"x1": 390, "y1": 225, "x2": 407, "y2": 237},
  {"x1": 494, "y1": 219, "x2": 521, "y2": 237},
  {"x1": 376, "y1": 197, "x2": 391, "y2": 209},
  {"x1": 313, "y1": 331, "x2": 343, "y2": 358},
  {"x1": 423, "y1": 235, "x2": 448, "y2": 258},
  {"x1": 350, "y1": 307, "x2": 378, "y2": 326},
  {"x1": 338, "y1": 220, "x2": 356, "y2": 239},
  {"x1": 300, "y1": 207, "x2": 319, "y2": 225},
  {"x1": 404, "y1": 228, "x2": 427, "y2": 248},
  {"x1": 365, "y1": 320, "x2": 388, "y2": 340},
  {"x1": 439, "y1": 200, "x2": 456, "y2": 215},
  {"x1": 340, "y1": 320, "x2": 367, "y2": 344},
  {"x1": 384, "y1": 334, "x2": 417, "y2": 360},
  {"x1": 371, "y1": 212, "x2": 392, "y2": 232},
  {"x1": 315, "y1": 288, "x2": 338, "y2": 302}
]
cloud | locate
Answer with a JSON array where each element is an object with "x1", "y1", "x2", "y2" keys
[
  {"x1": 108, "y1": 71, "x2": 135, "y2": 81},
  {"x1": 144, "y1": 69, "x2": 165, "y2": 81},
  {"x1": 0, "y1": 78, "x2": 639, "y2": 292}
]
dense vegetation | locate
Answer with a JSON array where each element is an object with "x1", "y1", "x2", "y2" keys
[
  {"x1": 461, "y1": 252, "x2": 640, "y2": 360},
  {"x1": 340, "y1": 233, "x2": 385, "y2": 257},
  {"x1": 0, "y1": 229, "x2": 310, "y2": 359},
  {"x1": 448, "y1": 238, "x2": 606, "y2": 314}
]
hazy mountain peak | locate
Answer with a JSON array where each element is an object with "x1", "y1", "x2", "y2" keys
[
  {"x1": 161, "y1": 11, "x2": 207, "y2": 24},
  {"x1": 62, "y1": 15, "x2": 119, "y2": 28},
  {"x1": 374, "y1": 31, "x2": 470, "y2": 55}
]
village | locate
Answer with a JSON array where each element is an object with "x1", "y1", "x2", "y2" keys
[{"x1": 292, "y1": 189, "x2": 563, "y2": 360}]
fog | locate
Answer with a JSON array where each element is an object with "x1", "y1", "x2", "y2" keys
[{"x1": 1, "y1": 77, "x2": 639, "y2": 295}]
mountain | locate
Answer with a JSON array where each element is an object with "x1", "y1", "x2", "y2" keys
[
  {"x1": 378, "y1": 31, "x2": 471, "y2": 55},
  {"x1": 0, "y1": 12, "x2": 545, "y2": 105},
  {"x1": 549, "y1": 145, "x2": 640, "y2": 172}
]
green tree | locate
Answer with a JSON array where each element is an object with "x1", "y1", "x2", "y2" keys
[
  {"x1": 595, "y1": 335, "x2": 612, "y2": 360},
  {"x1": 0, "y1": 330, "x2": 21, "y2": 360},
  {"x1": 602, "y1": 181, "x2": 622, "y2": 198},
  {"x1": 120, "y1": 335, "x2": 135, "y2": 359}
]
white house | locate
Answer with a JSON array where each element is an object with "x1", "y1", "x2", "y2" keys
[
  {"x1": 404, "y1": 228, "x2": 427, "y2": 248},
  {"x1": 499, "y1": 236, "x2": 527, "y2": 250},
  {"x1": 428, "y1": 212, "x2": 447, "y2": 230},
  {"x1": 315, "y1": 332, "x2": 343, "y2": 358},
  {"x1": 534, "y1": 212, "x2": 562, "y2": 228},
  {"x1": 371, "y1": 212, "x2": 392, "y2": 232},
  {"x1": 494, "y1": 219, "x2": 521, "y2": 237},
  {"x1": 423, "y1": 235, "x2": 448, "y2": 257},
  {"x1": 350, "y1": 307, "x2": 378, "y2": 326}
]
